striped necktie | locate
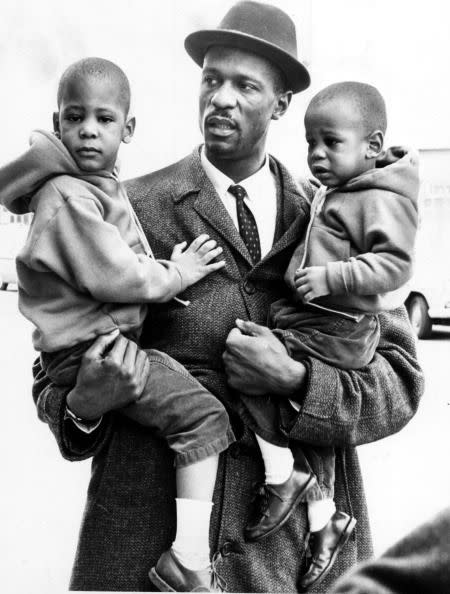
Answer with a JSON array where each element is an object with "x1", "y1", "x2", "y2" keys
[{"x1": 228, "y1": 184, "x2": 261, "y2": 264}]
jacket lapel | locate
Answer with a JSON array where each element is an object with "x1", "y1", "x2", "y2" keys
[
  {"x1": 172, "y1": 148, "x2": 253, "y2": 265},
  {"x1": 257, "y1": 157, "x2": 311, "y2": 266},
  {"x1": 171, "y1": 149, "x2": 311, "y2": 269}
]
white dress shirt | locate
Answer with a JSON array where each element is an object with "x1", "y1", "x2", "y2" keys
[{"x1": 200, "y1": 147, "x2": 277, "y2": 258}]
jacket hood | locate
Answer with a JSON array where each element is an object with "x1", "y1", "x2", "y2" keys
[
  {"x1": 0, "y1": 130, "x2": 81, "y2": 214},
  {"x1": 339, "y1": 148, "x2": 420, "y2": 203}
]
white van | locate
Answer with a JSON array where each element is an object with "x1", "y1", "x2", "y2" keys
[
  {"x1": 405, "y1": 148, "x2": 450, "y2": 338},
  {"x1": 0, "y1": 206, "x2": 31, "y2": 290}
]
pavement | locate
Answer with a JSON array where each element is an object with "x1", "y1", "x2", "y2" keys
[{"x1": 1, "y1": 287, "x2": 449, "y2": 593}]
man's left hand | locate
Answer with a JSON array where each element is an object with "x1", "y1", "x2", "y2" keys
[{"x1": 223, "y1": 319, "x2": 306, "y2": 396}]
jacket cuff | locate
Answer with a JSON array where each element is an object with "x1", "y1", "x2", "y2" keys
[{"x1": 326, "y1": 261, "x2": 349, "y2": 295}]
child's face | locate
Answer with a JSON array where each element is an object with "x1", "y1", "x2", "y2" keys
[
  {"x1": 55, "y1": 75, "x2": 133, "y2": 173},
  {"x1": 304, "y1": 100, "x2": 371, "y2": 187}
]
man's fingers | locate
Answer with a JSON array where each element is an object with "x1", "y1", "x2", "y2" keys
[
  {"x1": 236, "y1": 319, "x2": 270, "y2": 337},
  {"x1": 123, "y1": 339, "x2": 138, "y2": 372},
  {"x1": 84, "y1": 330, "x2": 120, "y2": 360},
  {"x1": 105, "y1": 334, "x2": 128, "y2": 364}
]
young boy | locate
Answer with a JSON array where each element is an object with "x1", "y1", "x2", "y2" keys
[
  {"x1": 0, "y1": 57, "x2": 232, "y2": 591},
  {"x1": 238, "y1": 82, "x2": 419, "y2": 591}
]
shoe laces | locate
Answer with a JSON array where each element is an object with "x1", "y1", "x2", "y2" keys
[
  {"x1": 250, "y1": 482, "x2": 283, "y2": 519},
  {"x1": 210, "y1": 551, "x2": 227, "y2": 592}
]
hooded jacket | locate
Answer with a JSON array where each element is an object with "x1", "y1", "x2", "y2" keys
[
  {"x1": 284, "y1": 150, "x2": 419, "y2": 314},
  {"x1": 0, "y1": 130, "x2": 185, "y2": 351}
]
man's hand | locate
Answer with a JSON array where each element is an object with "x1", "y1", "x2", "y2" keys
[
  {"x1": 223, "y1": 319, "x2": 306, "y2": 397},
  {"x1": 294, "y1": 266, "x2": 329, "y2": 302},
  {"x1": 66, "y1": 333, "x2": 150, "y2": 420}
]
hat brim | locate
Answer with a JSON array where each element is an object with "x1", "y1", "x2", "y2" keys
[{"x1": 185, "y1": 29, "x2": 310, "y2": 94}]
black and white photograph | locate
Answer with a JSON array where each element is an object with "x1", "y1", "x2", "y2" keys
[{"x1": 1, "y1": 1, "x2": 449, "y2": 592}]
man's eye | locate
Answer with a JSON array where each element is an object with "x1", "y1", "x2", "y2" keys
[
  {"x1": 66, "y1": 114, "x2": 81, "y2": 122},
  {"x1": 239, "y1": 82, "x2": 255, "y2": 91},
  {"x1": 306, "y1": 139, "x2": 315, "y2": 148},
  {"x1": 203, "y1": 75, "x2": 218, "y2": 87}
]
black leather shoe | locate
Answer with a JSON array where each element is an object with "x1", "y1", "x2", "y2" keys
[
  {"x1": 244, "y1": 466, "x2": 317, "y2": 542},
  {"x1": 299, "y1": 511, "x2": 357, "y2": 592},
  {"x1": 149, "y1": 549, "x2": 226, "y2": 592}
]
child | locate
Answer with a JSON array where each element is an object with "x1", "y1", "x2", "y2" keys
[
  {"x1": 0, "y1": 57, "x2": 232, "y2": 592},
  {"x1": 237, "y1": 81, "x2": 419, "y2": 591}
]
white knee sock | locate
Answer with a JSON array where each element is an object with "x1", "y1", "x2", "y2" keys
[
  {"x1": 255, "y1": 434, "x2": 294, "y2": 485},
  {"x1": 171, "y1": 498, "x2": 213, "y2": 570},
  {"x1": 307, "y1": 498, "x2": 336, "y2": 532}
]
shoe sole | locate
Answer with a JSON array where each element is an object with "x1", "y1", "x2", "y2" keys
[
  {"x1": 148, "y1": 567, "x2": 176, "y2": 592},
  {"x1": 299, "y1": 516, "x2": 357, "y2": 592},
  {"x1": 246, "y1": 474, "x2": 317, "y2": 542}
]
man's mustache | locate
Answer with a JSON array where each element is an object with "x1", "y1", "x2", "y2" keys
[{"x1": 204, "y1": 112, "x2": 238, "y2": 129}]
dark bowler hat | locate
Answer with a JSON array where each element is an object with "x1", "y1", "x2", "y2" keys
[{"x1": 184, "y1": 1, "x2": 310, "y2": 94}]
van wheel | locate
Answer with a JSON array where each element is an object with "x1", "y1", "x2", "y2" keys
[
  {"x1": 0, "y1": 282, "x2": 7, "y2": 291},
  {"x1": 406, "y1": 294, "x2": 432, "y2": 339}
]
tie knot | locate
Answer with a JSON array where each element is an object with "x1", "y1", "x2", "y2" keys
[{"x1": 228, "y1": 184, "x2": 247, "y2": 201}]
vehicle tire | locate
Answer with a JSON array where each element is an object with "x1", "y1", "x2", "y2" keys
[
  {"x1": 406, "y1": 294, "x2": 432, "y2": 339},
  {"x1": 0, "y1": 282, "x2": 7, "y2": 291}
]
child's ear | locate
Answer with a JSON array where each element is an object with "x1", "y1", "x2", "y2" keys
[
  {"x1": 53, "y1": 112, "x2": 61, "y2": 139},
  {"x1": 122, "y1": 116, "x2": 136, "y2": 144},
  {"x1": 366, "y1": 130, "x2": 384, "y2": 159}
]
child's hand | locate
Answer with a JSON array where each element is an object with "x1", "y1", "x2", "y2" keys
[
  {"x1": 294, "y1": 266, "x2": 330, "y2": 302},
  {"x1": 170, "y1": 234, "x2": 225, "y2": 287}
]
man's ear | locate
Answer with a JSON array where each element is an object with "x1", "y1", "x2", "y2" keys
[
  {"x1": 53, "y1": 112, "x2": 61, "y2": 138},
  {"x1": 366, "y1": 130, "x2": 384, "y2": 159},
  {"x1": 122, "y1": 116, "x2": 136, "y2": 144},
  {"x1": 272, "y1": 91, "x2": 293, "y2": 121}
]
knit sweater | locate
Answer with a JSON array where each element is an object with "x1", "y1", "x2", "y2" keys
[
  {"x1": 0, "y1": 130, "x2": 185, "y2": 351},
  {"x1": 285, "y1": 150, "x2": 419, "y2": 314}
]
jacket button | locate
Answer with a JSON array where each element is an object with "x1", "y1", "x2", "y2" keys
[
  {"x1": 243, "y1": 280, "x2": 256, "y2": 295},
  {"x1": 221, "y1": 541, "x2": 235, "y2": 557}
]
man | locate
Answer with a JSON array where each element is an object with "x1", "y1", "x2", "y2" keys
[{"x1": 32, "y1": 2, "x2": 424, "y2": 591}]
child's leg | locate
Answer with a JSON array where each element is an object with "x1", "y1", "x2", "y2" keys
[
  {"x1": 299, "y1": 446, "x2": 356, "y2": 591},
  {"x1": 172, "y1": 456, "x2": 219, "y2": 570},
  {"x1": 245, "y1": 433, "x2": 317, "y2": 542},
  {"x1": 122, "y1": 349, "x2": 233, "y2": 589},
  {"x1": 255, "y1": 433, "x2": 294, "y2": 484}
]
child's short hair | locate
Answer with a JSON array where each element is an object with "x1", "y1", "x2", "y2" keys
[
  {"x1": 57, "y1": 57, "x2": 131, "y2": 114},
  {"x1": 307, "y1": 81, "x2": 387, "y2": 134}
]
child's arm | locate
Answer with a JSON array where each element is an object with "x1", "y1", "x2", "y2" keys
[
  {"x1": 295, "y1": 190, "x2": 418, "y2": 302},
  {"x1": 30, "y1": 191, "x2": 223, "y2": 303}
]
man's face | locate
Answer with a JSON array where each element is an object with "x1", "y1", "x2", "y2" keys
[
  {"x1": 305, "y1": 100, "x2": 370, "y2": 187},
  {"x1": 55, "y1": 75, "x2": 132, "y2": 173},
  {"x1": 199, "y1": 46, "x2": 283, "y2": 167}
]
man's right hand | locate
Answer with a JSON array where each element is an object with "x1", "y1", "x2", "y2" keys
[{"x1": 66, "y1": 333, "x2": 150, "y2": 421}]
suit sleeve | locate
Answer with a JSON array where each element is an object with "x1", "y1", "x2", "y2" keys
[
  {"x1": 31, "y1": 190, "x2": 184, "y2": 303},
  {"x1": 288, "y1": 306, "x2": 424, "y2": 446},
  {"x1": 32, "y1": 357, "x2": 113, "y2": 461},
  {"x1": 326, "y1": 191, "x2": 418, "y2": 295}
]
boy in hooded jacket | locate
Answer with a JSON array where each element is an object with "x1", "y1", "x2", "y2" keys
[{"x1": 239, "y1": 82, "x2": 419, "y2": 592}]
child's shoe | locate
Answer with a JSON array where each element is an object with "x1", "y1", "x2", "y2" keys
[
  {"x1": 299, "y1": 511, "x2": 357, "y2": 592},
  {"x1": 149, "y1": 548, "x2": 226, "y2": 592},
  {"x1": 244, "y1": 465, "x2": 317, "y2": 541}
]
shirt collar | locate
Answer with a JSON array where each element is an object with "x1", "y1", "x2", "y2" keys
[{"x1": 200, "y1": 146, "x2": 271, "y2": 201}]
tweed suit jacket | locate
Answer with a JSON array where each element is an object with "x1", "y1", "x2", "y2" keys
[{"x1": 32, "y1": 147, "x2": 424, "y2": 592}]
